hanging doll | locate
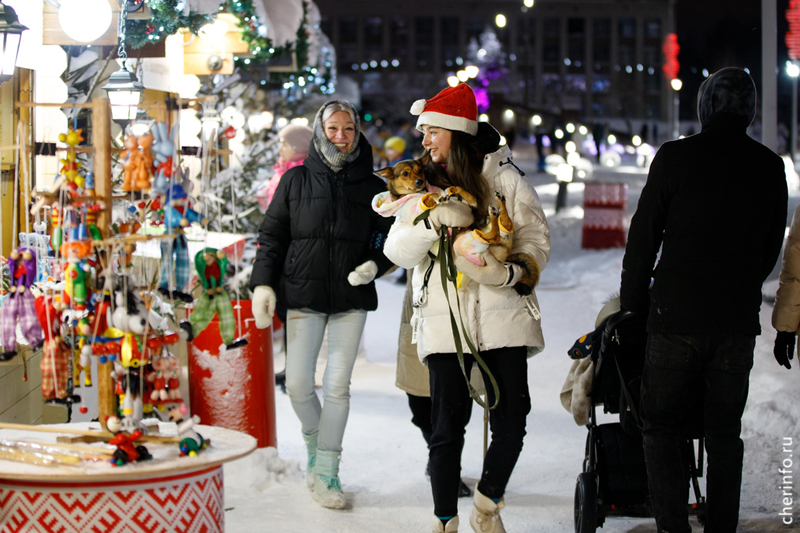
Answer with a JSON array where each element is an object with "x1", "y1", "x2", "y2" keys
[
  {"x1": 158, "y1": 178, "x2": 206, "y2": 303},
  {"x1": 151, "y1": 123, "x2": 177, "y2": 193},
  {"x1": 189, "y1": 248, "x2": 247, "y2": 350},
  {"x1": 35, "y1": 294, "x2": 72, "y2": 402},
  {"x1": 0, "y1": 248, "x2": 44, "y2": 361}
]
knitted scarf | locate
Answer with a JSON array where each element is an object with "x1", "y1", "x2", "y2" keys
[{"x1": 312, "y1": 100, "x2": 362, "y2": 173}]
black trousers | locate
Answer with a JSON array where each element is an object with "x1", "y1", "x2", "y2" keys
[
  {"x1": 640, "y1": 332, "x2": 754, "y2": 533},
  {"x1": 427, "y1": 346, "x2": 530, "y2": 517},
  {"x1": 407, "y1": 393, "x2": 474, "y2": 448}
]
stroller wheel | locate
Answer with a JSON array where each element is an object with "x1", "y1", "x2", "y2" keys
[{"x1": 574, "y1": 472, "x2": 598, "y2": 533}]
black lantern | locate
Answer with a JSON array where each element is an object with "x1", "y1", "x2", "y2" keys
[
  {"x1": 0, "y1": 1, "x2": 28, "y2": 85},
  {"x1": 101, "y1": 66, "x2": 145, "y2": 121}
]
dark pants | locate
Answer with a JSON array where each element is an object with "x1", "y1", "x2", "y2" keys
[
  {"x1": 427, "y1": 347, "x2": 531, "y2": 517},
  {"x1": 407, "y1": 393, "x2": 474, "y2": 447},
  {"x1": 640, "y1": 333, "x2": 754, "y2": 533}
]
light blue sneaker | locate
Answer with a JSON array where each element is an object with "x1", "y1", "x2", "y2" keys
[{"x1": 312, "y1": 450, "x2": 345, "y2": 509}]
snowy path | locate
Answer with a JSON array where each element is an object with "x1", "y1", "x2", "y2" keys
[{"x1": 223, "y1": 170, "x2": 800, "y2": 533}]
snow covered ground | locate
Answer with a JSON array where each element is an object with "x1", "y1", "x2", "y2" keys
[{"x1": 222, "y1": 165, "x2": 800, "y2": 533}]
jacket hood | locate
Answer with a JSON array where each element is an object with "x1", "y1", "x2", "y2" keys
[
  {"x1": 472, "y1": 121, "x2": 502, "y2": 155},
  {"x1": 696, "y1": 67, "x2": 757, "y2": 129}
]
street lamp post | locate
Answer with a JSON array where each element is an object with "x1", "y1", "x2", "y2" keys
[
  {"x1": 788, "y1": 61, "x2": 799, "y2": 163},
  {"x1": 670, "y1": 78, "x2": 682, "y2": 139}
]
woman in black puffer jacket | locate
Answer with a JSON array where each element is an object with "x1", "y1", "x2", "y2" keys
[{"x1": 249, "y1": 101, "x2": 394, "y2": 509}]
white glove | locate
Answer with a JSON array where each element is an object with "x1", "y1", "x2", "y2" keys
[
  {"x1": 454, "y1": 253, "x2": 508, "y2": 287},
  {"x1": 252, "y1": 286, "x2": 276, "y2": 329},
  {"x1": 348, "y1": 260, "x2": 378, "y2": 286},
  {"x1": 428, "y1": 201, "x2": 474, "y2": 230}
]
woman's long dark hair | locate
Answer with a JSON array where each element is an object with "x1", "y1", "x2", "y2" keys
[{"x1": 424, "y1": 130, "x2": 491, "y2": 223}]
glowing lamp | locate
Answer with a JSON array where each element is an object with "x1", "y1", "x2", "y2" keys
[
  {"x1": 0, "y1": 1, "x2": 27, "y2": 84},
  {"x1": 59, "y1": 0, "x2": 112, "y2": 43},
  {"x1": 102, "y1": 66, "x2": 145, "y2": 121},
  {"x1": 447, "y1": 75, "x2": 459, "y2": 87}
]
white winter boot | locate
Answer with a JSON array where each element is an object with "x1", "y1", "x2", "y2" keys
[
  {"x1": 312, "y1": 450, "x2": 345, "y2": 509},
  {"x1": 302, "y1": 431, "x2": 318, "y2": 490},
  {"x1": 432, "y1": 514, "x2": 459, "y2": 532},
  {"x1": 469, "y1": 488, "x2": 506, "y2": 533}
]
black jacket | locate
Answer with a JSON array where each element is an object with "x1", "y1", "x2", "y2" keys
[
  {"x1": 620, "y1": 113, "x2": 787, "y2": 335},
  {"x1": 249, "y1": 135, "x2": 394, "y2": 314}
]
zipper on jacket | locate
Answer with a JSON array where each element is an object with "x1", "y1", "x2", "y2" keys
[{"x1": 329, "y1": 172, "x2": 342, "y2": 311}]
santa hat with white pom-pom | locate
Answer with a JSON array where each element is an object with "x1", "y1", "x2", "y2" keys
[{"x1": 410, "y1": 83, "x2": 478, "y2": 136}]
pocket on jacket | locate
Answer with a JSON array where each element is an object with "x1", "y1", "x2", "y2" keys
[{"x1": 646, "y1": 333, "x2": 692, "y2": 369}]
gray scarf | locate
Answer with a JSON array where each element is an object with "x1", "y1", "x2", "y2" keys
[{"x1": 312, "y1": 100, "x2": 362, "y2": 173}]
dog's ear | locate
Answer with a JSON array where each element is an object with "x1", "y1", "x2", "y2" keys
[
  {"x1": 419, "y1": 151, "x2": 432, "y2": 167},
  {"x1": 375, "y1": 167, "x2": 393, "y2": 180}
]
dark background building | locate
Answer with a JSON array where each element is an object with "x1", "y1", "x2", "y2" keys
[{"x1": 315, "y1": 0, "x2": 674, "y2": 135}]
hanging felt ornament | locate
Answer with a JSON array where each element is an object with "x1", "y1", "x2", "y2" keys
[
  {"x1": 189, "y1": 248, "x2": 248, "y2": 350},
  {"x1": 0, "y1": 248, "x2": 44, "y2": 361}
]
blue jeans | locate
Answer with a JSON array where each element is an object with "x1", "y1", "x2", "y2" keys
[
  {"x1": 284, "y1": 308, "x2": 367, "y2": 453},
  {"x1": 640, "y1": 332, "x2": 754, "y2": 533}
]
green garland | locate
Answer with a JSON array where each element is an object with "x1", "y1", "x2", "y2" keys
[
  {"x1": 124, "y1": 0, "x2": 332, "y2": 91},
  {"x1": 126, "y1": 0, "x2": 213, "y2": 50}
]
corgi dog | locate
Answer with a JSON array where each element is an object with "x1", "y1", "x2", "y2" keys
[{"x1": 373, "y1": 152, "x2": 539, "y2": 295}]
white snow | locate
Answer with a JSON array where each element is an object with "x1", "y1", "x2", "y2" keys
[{"x1": 221, "y1": 167, "x2": 800, "y2": 533}]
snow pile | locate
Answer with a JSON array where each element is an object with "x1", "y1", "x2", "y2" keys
[{"x1": 224, "y1": 447, "x2": 303, "y2": 492}]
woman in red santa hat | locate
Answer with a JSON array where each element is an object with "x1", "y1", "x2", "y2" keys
[{"x1": 384, "y1": 83, "x2": 550, "y2": 533}]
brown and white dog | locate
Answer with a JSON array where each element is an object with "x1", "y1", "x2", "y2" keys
[{"x1": 374, "y1": 152, "x2": 540, "y2": 295}]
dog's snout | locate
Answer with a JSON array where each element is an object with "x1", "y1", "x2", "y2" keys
[{"x1": 415, "y1": 179, "x2": 424, "y2": 188}]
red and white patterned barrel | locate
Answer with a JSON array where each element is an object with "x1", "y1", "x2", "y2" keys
[
  {"x1": 582, "y1": 182, "x2": 628, "y2": 249},
  {"x1": 0, "y1": 466, "x2": 223, "y2": 533},
  {"x1": 0, "y1": 423, "x2": 257, "y2": 533}
]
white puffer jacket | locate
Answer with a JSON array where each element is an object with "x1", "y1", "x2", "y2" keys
[{"x1": 384, "y1": 145, "x2": 550, "y2": 362}]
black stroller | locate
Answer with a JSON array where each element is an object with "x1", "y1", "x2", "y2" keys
[{"x1": 572, "y1": 306, "x2": 706, "y2": 533}]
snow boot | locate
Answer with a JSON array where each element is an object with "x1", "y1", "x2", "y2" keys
[
  {"x1": 302, "y1": 430, "x2": 318, "y2": 490},
  {"x1": 312, "y1": 449, "x2": 345, "y2": 509},
  {"x1": 470, "y1": 488, "x2": 506, "y2": 533},
  {"x1": 432, "y1": 515, "x2": 459, "y2": 533}
]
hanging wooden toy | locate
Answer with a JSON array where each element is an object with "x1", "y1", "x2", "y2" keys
[
  {"x1": 0, "y1": 248, "x2": 44, "y2": 361},
  {"x1": 157, "y1": 178, "x2": 206, "y2": 303},
  {"x1": 57, "y1": 127, "x2": 84, "y2": 191},
  {"x1": 151, "y1": 122, "x2": 177, "y2": 193},
  {"x1": 34, "y1": 294, "x2": 71, "y2": 402},
  {"x1": 120, "y1": 133, "x2": 153, "y2": 192},
  {"x1": 189, "y1": 248, "x2": 247, "y2": 350}
]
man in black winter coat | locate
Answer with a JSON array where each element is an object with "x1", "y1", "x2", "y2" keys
[{"x1": 620, "y1": 68, "x2": 788, "y2": 533}]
